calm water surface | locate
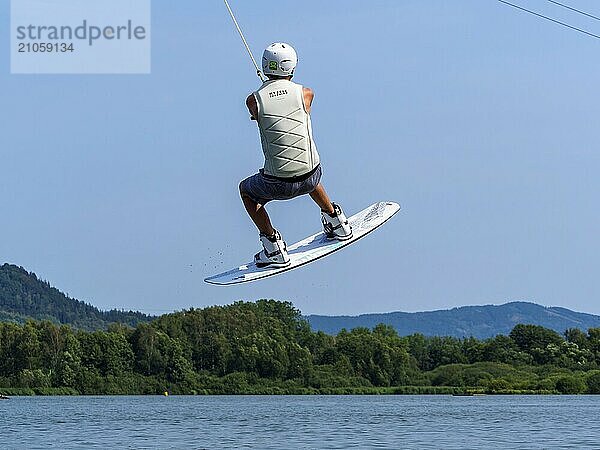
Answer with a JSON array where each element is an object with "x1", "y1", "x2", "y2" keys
[{"x1": 1, "y1": 395, "x2": 599, "y2": 449}]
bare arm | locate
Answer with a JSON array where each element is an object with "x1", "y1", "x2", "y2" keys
[
  {"x1": 303, "y1": 87, "x2": 314, "y2": 113},
  {"x1": 246, "y1": 94, "x2": 258, "y2": 121}
]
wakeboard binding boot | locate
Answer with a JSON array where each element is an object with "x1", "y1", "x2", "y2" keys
[
  {"x1": 321, "y1": 202, "x2": 353, "y2": 241},
  {"x1": 254, "y1": 229, "x2": 291, "y2": 268}
]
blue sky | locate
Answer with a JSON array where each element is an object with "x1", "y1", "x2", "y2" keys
[{"x1": 1, "y1": 0, "x2": 600, "y2": 316}]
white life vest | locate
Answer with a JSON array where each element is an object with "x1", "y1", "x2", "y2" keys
[{"x1": 254, "y1": 79, "x2": 320, "y2": 178}]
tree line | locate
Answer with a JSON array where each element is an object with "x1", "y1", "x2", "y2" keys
[{"x1": 1, "y1": 300, "x2": 600, "y2": 395}]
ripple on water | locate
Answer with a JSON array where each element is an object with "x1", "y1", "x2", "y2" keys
[{"x1": 1, "y1": 395, "x2": 600, "y2": 449}]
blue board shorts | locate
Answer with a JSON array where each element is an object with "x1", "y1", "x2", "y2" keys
[{"x1": 240, "y1": 165, "x2": 322, "y2": 205}]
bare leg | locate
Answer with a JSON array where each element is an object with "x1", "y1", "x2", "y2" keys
[
  {"x1": 309, "y1": 183, "x2": 335, "y2": 214},
  {"x1": 240, "y1": 191, "x2": 276, "y2": 236}
]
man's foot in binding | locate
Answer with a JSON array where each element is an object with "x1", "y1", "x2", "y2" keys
[
  {"x1": 254, "y1": 230, "x2": 291, "y2": 268},
  {"x1": 322, "y1": 202, "x2": 353, "y2": 240}
]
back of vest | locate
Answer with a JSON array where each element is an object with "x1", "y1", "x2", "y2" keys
[{"x1": 255, "y1": 79, "x2": 320, "y2": 178}]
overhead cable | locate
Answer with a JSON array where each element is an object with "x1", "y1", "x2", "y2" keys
[
  {"x1": 497, "y1": 0, "x2": 600, "y2": 40},
  {"x1": 546, "y1": 0, "x2": 600, "y2": 22}
]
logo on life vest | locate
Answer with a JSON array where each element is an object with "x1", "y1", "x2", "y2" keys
[
  {"x1": 268, "y1": 89, "x2": 288, "y2": 98},
  {"x1": 269, "y1": 61, "x2": 278, "y2": 71}
]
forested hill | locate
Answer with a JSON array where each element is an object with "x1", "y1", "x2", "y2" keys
[
  {"x1": 307, "y1": 302, "x2": 600, "y2": 339},
  {"x1": 0, "y1": 264, "x2": 153, "y2": 330}
]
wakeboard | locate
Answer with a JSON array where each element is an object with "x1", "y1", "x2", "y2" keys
[{"x1": 204, "y1": 201, "x2": 400, "y2": 286}]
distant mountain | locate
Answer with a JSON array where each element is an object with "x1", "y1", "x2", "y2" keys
[
  {"x1": 0, "y1": 264, "x2": 153, "y2": 330},
  {"x1": 307, "y1": 302, "x2": 600, "y2": 339}
]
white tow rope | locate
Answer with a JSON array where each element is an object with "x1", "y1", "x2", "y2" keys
[{"x1": 223, "y1": 0, "x2": 266, "y2": 82}]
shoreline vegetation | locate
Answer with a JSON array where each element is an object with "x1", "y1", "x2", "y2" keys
[
  {"x1": 0, "y1": 387, "x2": 558, "y2": 396},
  {"x1": 2, "y1": 300, "x2": 600, "y2": 396}
]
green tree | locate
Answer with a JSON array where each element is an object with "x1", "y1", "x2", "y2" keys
[
  {"x1": 588, "y1": 328, "x2": 600, "y2": 363},
  {"x1": 509, "y1": 324, "x2": 563, "y2": 363},
  {"x1": 585, "y1": 371, "x2": 600, "y2": 394},
  {"x1": 335, "y1": 325, "x2": 412, "y2": 386},
  {"x1": 405, "y1": 333, "x2": 428, "y2": 370},
  {"x1": 79, "y1": 330, "x2": 134, "y2": 376},
  {"x1": 425, "y1": 337, "x2": 467, "y2": 370},
  {"x1": 481, "y1": 334, "x2": 532, "y2": 365},
  {"x1": 555, "y1": 375, "x2": 586, "y2": 394},
  {"x1": 565, "y1": 328, "x2": 588, "y2": 350},
  {"x1": 54, "y1": 333, "x2": 82, "y2": 387},
  {"x1": 130, "y1": 324, "x2": 192, "y2": 382}
]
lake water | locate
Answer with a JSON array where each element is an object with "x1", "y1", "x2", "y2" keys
[{"x1": 1, "y1": 395, "x2": 599, "y2": 449}]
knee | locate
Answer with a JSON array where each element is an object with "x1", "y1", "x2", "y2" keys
[{"x1": 239, "y1": 182, "x2": 253, "y2": 203}]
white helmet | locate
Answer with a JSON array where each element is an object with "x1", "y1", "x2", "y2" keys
[{"x1": 262, "y1": 42, "x2": 298, "y2": 77}]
